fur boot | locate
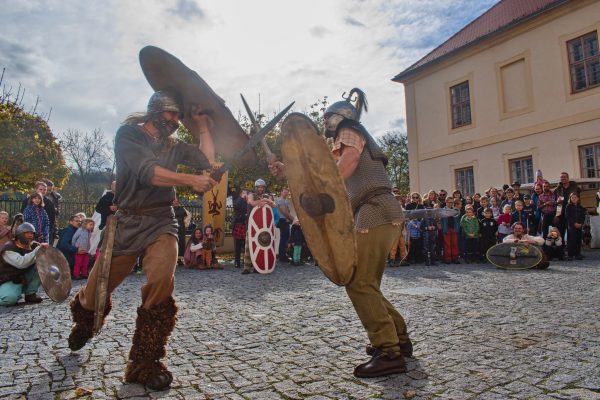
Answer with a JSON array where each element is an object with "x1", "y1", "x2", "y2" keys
[
  {"x1": 68, "y1": 293, "x2": 112, "y2": 351},
  {"x1": 124, "y1": 296, "x2": 178, "y2": 391}
]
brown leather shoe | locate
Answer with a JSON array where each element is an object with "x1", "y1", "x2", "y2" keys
[
  {"x1": 366, "y1": 339, "x2": 413, "y2": 358},
  {"x1": 353, "y1": 351, "x2": 407, "y2": 378},
  {"x1": 24, "y1": 294, "x2": 43, "y2": 304}
]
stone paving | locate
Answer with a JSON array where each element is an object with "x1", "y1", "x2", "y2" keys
[{"x1": 1, "y1": 250, "x2": 600, "y2": 400}]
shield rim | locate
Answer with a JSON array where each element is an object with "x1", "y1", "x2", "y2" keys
[
  {"x1": 486, "y1": 242, "x2": 543, "y2": 270},
  {"x1": 35, "y1": 247, "x2": 72, "y2": 302},
  {"x1": 248, "y1": 206, "x2": 276, "y2": 274}
]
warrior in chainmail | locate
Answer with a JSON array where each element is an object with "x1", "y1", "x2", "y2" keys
[
  {"x1": 271, "y1": 88, "x2": 413, "y2": 378},
  {"x1": 67, "y1": 90, "x2": 217, "y2": 391}
]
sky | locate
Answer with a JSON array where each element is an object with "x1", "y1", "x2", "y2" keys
[{"x1": 1, "y1": 0, "x2": 497, "y2": 143}]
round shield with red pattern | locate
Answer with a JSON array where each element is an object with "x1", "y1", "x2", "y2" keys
[{"x1": 248, "y1": 205, "x2": 276, "y2": 274}]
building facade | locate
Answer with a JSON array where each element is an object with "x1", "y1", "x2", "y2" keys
[{"x1": 393, "y1": 0, "x2": 600, "y2": 195}]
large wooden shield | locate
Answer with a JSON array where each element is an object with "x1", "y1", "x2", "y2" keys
[
  {"x1": 281, "y1": 113, "x2": 357, "y2": 286},
  {"x1": 248, "y1": 206, "x2": 276, "y2": 274},
  {"x1": 139, "y1": 45, "x2": 256, "y2": 165},
  {"x1": 35, "y1": 247, "x2": 72, "y2": 302},
  {"x1": 486, "y1": 242, "x2": 543, "y2": 270},
  {"x1": 202, "y1": 170, "x2": 228, "y2": 247}
]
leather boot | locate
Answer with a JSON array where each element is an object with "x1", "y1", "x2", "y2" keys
[
  {"x1": 354, "y1": 350, "x2": 407, "y2": 378},
  {"x1": 24, "y1": 293, "x2": 43, "y2": 303},
  {"x1": 366, "y1": 338, "x2": 413, "y2": 358},
  {"x1": 124, "y1": 297, "x2": 178, "y2": 391},
  {"x1": 68, "y1": 293, "x2": 112, "y2": 351}
]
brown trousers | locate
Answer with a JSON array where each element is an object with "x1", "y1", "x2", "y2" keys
[
  {"x1": 79, "y1": 234, "x2": 178, "y2": 311},
  {"x1": 346, "y1": 224, "x2": 409, "y2": 355}
]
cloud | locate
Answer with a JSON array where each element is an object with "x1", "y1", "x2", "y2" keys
[
  {"x1": 169, "y1": 0, "x2": 205, "y2": 20},
  {"x1": 310, "y1": 26, "x2": 330, "y2": 38},
  {"x1": 344, "y1": 17, "x2": 366, "y2": 27}
]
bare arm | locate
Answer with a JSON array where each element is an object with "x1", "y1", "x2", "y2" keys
[
  {"x1": 191, "y1": 114, "x2": 216, "y2": 165},
  {"x1": 336, "y1": 145, "x2": 360, "y2": 180}
]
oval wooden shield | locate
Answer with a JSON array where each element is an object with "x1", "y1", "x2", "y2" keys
[
  {"x1": 486, "y1": 242, "x2": 543, "y2": 270},
  {"x1": 36, "y1": 247, "x2": 72, "y2": 302},
  {"x1": 281, "y1": 113, "x2": 357, "y2": 286},
  {"x1": 249, "y1": 206, "x2": 276, "y2": 274},
  {"x1": 139, "y1": 45, "x2": 256, "y2": 165}
]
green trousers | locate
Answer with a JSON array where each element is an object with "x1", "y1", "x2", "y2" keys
[
  {"x1": 0, "y1": 267, "x2": 41, "y2": 306},
  {"x1": 345, "y1": 224, "x2": 409, "y2": 354}
]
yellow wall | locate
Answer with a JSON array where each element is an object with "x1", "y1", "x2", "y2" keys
[{"x1": 402, "y1": 0, "x2": 600, "y2": 193}]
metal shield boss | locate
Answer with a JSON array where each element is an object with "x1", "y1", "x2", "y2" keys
[
  {"x1": 281, "y1": 113, "x2": 357, "y2": 286},
  {"x1": 35, "y1": 247, "x2": 72, "y2": 302},
  {"x1": 139, "y1": 45, "x2": 256, "y2": 165}
]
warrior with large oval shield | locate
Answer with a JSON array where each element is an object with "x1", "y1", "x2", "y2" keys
[{"x1": 271, "y1": 88, "x2": 414, "y2": 378}]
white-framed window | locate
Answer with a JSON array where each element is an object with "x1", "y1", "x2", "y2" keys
[
  {"x1": 567, "y1": 31, "x2": 600, "y2": 93},
  {"x1": 580, "y1": 142, "x2": 600, "y2": 178},
  {"x1": 455, "y1": 167, "x2": 475, "y2": 195},
  {"x1": 450, "y1": 81, "x2": 471, "y2": 128},
  {"x1": 509, "y1": 156, "x2": 534, "y2": 184}
]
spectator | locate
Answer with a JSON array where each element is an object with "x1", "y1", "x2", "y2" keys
[
  {"x1": 95, "y1": 181, "x2": 117, "y2": 230},
  {"x1": 539, "y1": 180, "x2": 557, "y2": 238},
  {"x1": 289, "y1": 217, "x2": 306, "y2": 266},
  {"x1": 451, "y1": 189, "x2": 466, "y2": 211},
  {"x1": 10, "y1": 214, "x2": 23, "y2": 239},
  {"x1": 441, "y1": 197, "x2": 460, "y2": 264},
  {"x1": 543, "y1": 227, "x2": 564, "y2": 261},
  {"x1": 0, "y1": 211, "x2": 11, "y2": 248},
  {"x1": 522, "y1": 195, "x2": 537, "y2": 234},
  {"x1": 437, "y1": 190, "x2": 448, "y2": 207},
  {"x1": 477, "y1": 196, "x2": 489, "y2": 221},
  {"x1": 406, "y1": 218, "x2": 422, "y2": 264},
  {"x1": 21, "y1": 182, "x2": 56, "y2": 245},
  {"x1": 490, "y1": 196, "x2": 501, "y2": 219},
  {"x1": 72, "y1": 218, "x2": 94, "y2": 280},
  {"x1": 501, "y1": 184, "x2": 510, "y2": 200},
  {"x1": 531, "y1": 183, "x2": 543, "y2": 234},
  {"x1": 420, "y1": 211, "x2": 438, "y2": 266},
  {"x1": 44, "y1": 179, "x2": 62, "y2": 243},
  {"x1": 554, "y1": 172, "x2": 581, "y2": 242},
  {"x1": 422, "y1": 190, "x2": 438, "y2": 209},
  {"x1": 500, "y1": 188, "x2": 516, "y2": 212},
  {"x1": 200, "y1": 224, "x2": 221, "y2": 270},
  {"x1": 565, "y1": 192, "x2": 586, "y2": 261},
  {"x1": 460, "y1": 205, "x2": 480, "y2": 263},
  {"x1": 479, "y1": 208, "x2": 498, "y2": 259},
  {"x1": 276, "y1": 187, "x2": 293, "y2": 263},
  {"x1": 183, "y1": 228, "x2": 203, "y2": 269},
  {"x1": 497, "y1": 204, "x2": 513, "y2": 242},
  {"x1": 57, "y1": 214, "x2": 82, "y2": 275},
  {"x1": 511, "y1": 201, "x2": 529, "y2": 230},
  {"x1": 405, "y1": 192, "x2": 424, "y2": 211},
  {"x1": 488, "y1": 187, "x2": 501, "y2": 204},
  {"x1": 472, "y1": 193, "x2": 481, "y2": 210},
  {"x1": 172, "y1": 199, "x2": 189, "y2": 265},
  {"x1": 0, "y1": 223, "x2": 46, "y2": 306},
  {"x1": 232, "y1": 189, "x2": 248, "y2": 269},
  {"x1": 511, "y1": 181, "x2": 523, "y2": 201},
  {"x1": 503, "y1": 222, "x2": 548, "y2": 269},
  {"x1": 23, "y1": 193, "x2": 49, "y2": 243}
]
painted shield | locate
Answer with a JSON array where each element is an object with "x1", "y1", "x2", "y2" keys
[
  {"x1": 248, "y1": 206, "x2": 276, "y2": 274},
  {"x1": 35, "y1": 247, "x2": 71, "y2": 302},
  {"x1": 202, "y1": 170, "x2": 228, "y2": 247},
  {"x1": 281, "y1": 113, "x2": 357, "y2": 286},
  {"x1": 486, "y1": 242, "x2": 543, "y2": 270},
  {"x1": 139, "y1": 45, "x2": 256, "y2": 165}
]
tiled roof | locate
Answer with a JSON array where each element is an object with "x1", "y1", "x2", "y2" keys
[{"x1": 393, "y1": 0, "x2": 569, "y2": 82}]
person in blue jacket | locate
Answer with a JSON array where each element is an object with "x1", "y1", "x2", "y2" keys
[{"x1": 57, "y1": 215, "x2": 82, "y2": 276}]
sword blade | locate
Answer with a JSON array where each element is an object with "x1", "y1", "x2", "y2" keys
[
  {"x1": 241, "y1": 94, "x2": 276, "y2": 163},
  {"x1": 210, "y1": 101, "x2": 294, "y2": 181}
]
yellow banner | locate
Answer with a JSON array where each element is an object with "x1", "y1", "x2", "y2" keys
[{"x1": 202, "y1": 171, "x2": 228, "y2": 247}]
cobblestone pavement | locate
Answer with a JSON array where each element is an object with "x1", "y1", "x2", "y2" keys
[{"x1": 2, "y1": 250, "x2": 600, "y2": 400}]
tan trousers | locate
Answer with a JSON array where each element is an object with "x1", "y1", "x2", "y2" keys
[
  {"x1": 79, "y1": 234, "x2": 178, "y2": 311},
  {"x1": 345, "y1": 224, "x2": 409, "y2": 354}
]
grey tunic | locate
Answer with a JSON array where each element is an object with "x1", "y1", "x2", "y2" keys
[{"x1": 112, "y1": 125, "x2": 211, "y2": 256}]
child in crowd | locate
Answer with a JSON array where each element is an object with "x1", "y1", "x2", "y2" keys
[
  {"x1": 460, "y1": 205, "x2": 480, "y2": 263},
  {"x1": 490, "y1": 196, "x2": 501, "y2": 219},
  {"x1": 72, "y1": 218, "x2": 94, "y2": 279},
  {"x1": 184, "y1": 228, "x2": 203, "y2": 269},
  {"x1": 511, "y1": 201, "x2": 530, "y2": 231},
  {"x1": 476, "y1": 196, "x2": 489, "y2": 221},
  {"x1": 201, "y1": 225, "x2": 221, "y2": 269},
  {"x1": 420, "y1": 212, "x2": 438, "y2": 266},
  {"x1": 441, "y1": 197, "x2": 460, "y2": 264},
  {"x1": 23, "y1": 193, "x2": 49, "y2": 243},
  {"x1": 522, "y1": 195, "x2": 538, "y2": 234},
  {"x1": 289, "y1": 217, "x2": 305, "y2": 266},
  {"x1": 0, "y1": 211, "x2": 11, "y2": 248},
  {"x1": 497, "y1": 204, "x2": 513, "y2": 242},
  {"x1": 565, "y1": 192, "x2": 587, "y2": 261},
  {"x1": 406, "y1": 218, "x2": 423, "y2": 263},
  {"x1": 543, "y1": 227, "x2": 564, "y2": 261},
  {"x1": 479, "y1": 208, "x2": 498, "y2": 260}
]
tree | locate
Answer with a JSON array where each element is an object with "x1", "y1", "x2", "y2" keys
[
  {"x1": 377, "y1": 131, "x2": 410, "y2": 194},
  {"x1": 0, "y1": 90, "x2": 69, "y2": 193},
  {"x1": 59, "y1": 128, "x2": 113, "y2": 201}
]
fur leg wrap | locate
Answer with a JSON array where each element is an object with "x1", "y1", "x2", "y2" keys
[
  {"x1": 68, "y1": 293, "x2": 112, "y2": 351},
  {"x1": 124, "y1": 296, "x2": 178, "y2": 391}
]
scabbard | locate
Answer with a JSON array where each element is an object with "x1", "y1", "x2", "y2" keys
[{"x1": 93, "y1": 215, "x2": 117, "y2": 333}]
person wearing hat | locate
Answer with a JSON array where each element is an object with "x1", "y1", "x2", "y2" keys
[
  {"x1": 270, "y1": 88, "x2": 412, "y2": 378},
  {"x1": 511, "y1": 181, "x2": 523, "y2": 201},
  {"x1": 67, "y1": 90, "x2": 218, "y2": 391},
  {"x1": 241, "y1": 178, "x2": 275, "y2": 274},
  {"x1": 0, "y1": 223, "x2": 47, "y2": 306}
]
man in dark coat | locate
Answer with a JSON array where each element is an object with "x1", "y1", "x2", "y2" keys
[
  {"x1": 95, "y1": 181, "x2": 117, "y2": 230},
  {"x1": 57, "y1": 215, "x2": 82, "y2": 275}
]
